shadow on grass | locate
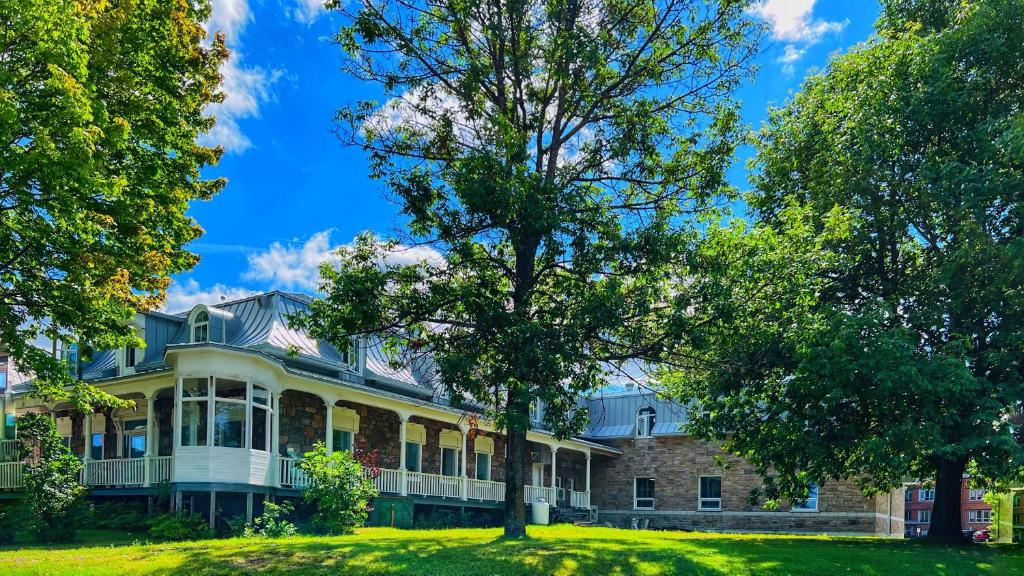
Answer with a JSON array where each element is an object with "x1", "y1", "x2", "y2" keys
[{"x1": 132, "y1": 532, "x2": 1024, "y2": 576}]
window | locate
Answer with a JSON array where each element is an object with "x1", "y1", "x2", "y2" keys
[
  {"x1": 191, "y1": 310, "x2": 209, "y2": 343},
  {"x1": 405, "y1": 442, "x2": 422, "y2": 472},
  {"x1": 180, "y1": 377, "x2": 209, "y2": 446},
  {"x1": 124, "y1": 345, "x2": 137, "y2": 368},
  {"x1": 792, "y1": 483, "x2": 819, "y2": 511},
  {"x1": 699, "y1": 476, "x2": 722, "y2": 510},
  {"x1": 919, "y1": 489, "x2": 935, "y2": 502},
  {"x1": 213, "y1": 379, "x2": 246, "y2": 448},
  {"x1": 441, "y1": 447, "x2": 459, "y2": 477},
  {"x1": 3, "y1": 413, "x2": 14, "y2": 440},
  {"x1": 61, "y1": 343, "x2": 79, "y2": 377},
  {"x1": 251, "y1": 385, "x2": 269, "y2": 452},
  {"x1": 333, "y1": 429, "x2": 353, "y2": 453},
  {"x1": 905, "y1": 490, "x2": 913, "y2": 502},
  {"x1": 122, "y1": 419, "x2": 146, "y2": 458},
  {"x1": 636, "y1": 406, "x2": 656, "y2": 438},
  {"x1": 968, "y1": 510, "x2": 992, "y2": 524},
  {"x1": 529, "y1": 399, "x2": 543, "y2": 423},
  {"x1": 341, "y1": 338, "x2": 356, "y2": 367},
  {"x1": 475, "y1": 452, "x2": 491, "y2": 481},
  {"x1": 968, "y1": 489, "x2": 985, "y2": 501},
  {"x1": 919, "y1": 509, "x2": 932, "y2": 523},
  {"x1": 905, "y1": 509, "x2": 913, "y2": 522},
  {"x1": 90, "y1": 433, "x2": 104, "y2": 460},
  {"x1": 634, "y1": 477, "x2": 655, "y2": 509}
]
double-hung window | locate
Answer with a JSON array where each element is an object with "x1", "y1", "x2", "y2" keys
[
  {"x1": 441, "y1": 447, "x2": 459, "y2": 477},
  {"x1": 968, "y1": 510, "x2": 991, "y2": 523},
  {"x1": 919, "y1": 509, "x2": 932, "y2": 523},
  {"x1": 122, "y1": 419, "x2": 147, "y2": 458},
  {"x1": 636, "y1": 407, "x2": 656, "y2": 438},
  {"x1": 634, "y1": 477, "x2": 655, "y2": 509},
  {"x1": 405, "y1": 441, "x2": 422, "y2": 472},
  {"x1": 792, "y1": 483, "x2": 819, "y2": 511},
  {"x1": 475, "y1": 452, "x2": 491, "y2": 481},
  {"x1": 180, "y1": 377, "x2": 209, "y2": 447},
  {"x1": 213, "y1": 379, "x2": 246, "y2": 448},
  {"x1": 968, "y1": 489, "x2": 985, "y2": 501},
  {"x1": 699, "y1": 476, "x2": 722, "y2": 510},
  {"x1": 919, "y1": 489, "x2": 935, "y2": 502}
]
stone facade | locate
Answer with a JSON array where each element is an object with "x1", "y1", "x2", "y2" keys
[
  {"x1": 279, "y1": 390, "x2": 327, "y2": 457},
  {"x1": 590, "y1": 436, "x2": 903, "y2": 536}
]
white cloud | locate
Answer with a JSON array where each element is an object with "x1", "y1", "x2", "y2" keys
[
  {"x1": 243, "y1": 230, "x2": 444, "y2": 291},
  {"x1": 747, "y1": 0, "x2": 846, "y2": 73},
  {"x1": 290, "y1": 0, "x2": 327, "y2": 23},
  {"x1": 161, "y1": 278, "x2": 259, "y2": 314},
  {"x1": 199, "y1": 0, "x2": 283, "y2": 153}
]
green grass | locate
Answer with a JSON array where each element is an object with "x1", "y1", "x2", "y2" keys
[{"x1": 0, "y1": 526, "x2": 1021, "y2": 575}]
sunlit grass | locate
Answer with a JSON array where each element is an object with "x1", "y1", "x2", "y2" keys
[{"x1": 0, "y1": 525, "x2": 1021, "y2": 575}]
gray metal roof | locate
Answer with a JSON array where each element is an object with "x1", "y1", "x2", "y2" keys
[{"x1": 582, "y1": 385, "x2": 690, "y2": 439}]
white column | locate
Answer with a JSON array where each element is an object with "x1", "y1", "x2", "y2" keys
[
  {"x1": 206, "y1": 378, "x2": 215, "y2": 446},
  {"x1": 83, "y1": 411, "x2": 93, "y2": 462},
  {"x1": 270, "y1": 392, "x2": 281, "y2": 488},
  {"x1": 244, "y1": 382, "x2": 253, "y2": 450},
  {"x1": 144, "y1": 392, "x2": 157, "y2": 486},
  {"x1": 585, "y1": 453, "x2": 591, "y2": 493},
  {"x1": 550, "y1": 446, "x2": 558, "y2": 503},
  {"x1": 398, "y1": 415, "x2": 408, "y2": 496},
  {"x1": 459, "y1": 425, "x2": 468, "y2": 501},
  {"x1": 173, "y1": 378, "x2": 182, "y2": 450},
  {"x1": 324, "y1": 398, "x2": 334, "y2": 454}
]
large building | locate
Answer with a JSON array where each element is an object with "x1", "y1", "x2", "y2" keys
[
  {"x1": 903, "y1": 479, "x2": 1002, "y2": 538},
  {"x1": 0, "y1": 291, "x2": 903, "y2": 536}
]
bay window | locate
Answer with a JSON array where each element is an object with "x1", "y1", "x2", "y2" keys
[{"x1": 177, "y1": 376, "x2": 273, "y2": 451}]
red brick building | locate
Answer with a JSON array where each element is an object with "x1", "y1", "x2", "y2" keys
[{"x1": 904, "y1": 478, "x2": 993, "y2": 537}]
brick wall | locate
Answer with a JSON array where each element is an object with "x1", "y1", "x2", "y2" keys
[{"x1": 590, "y1": 436, "x2": 902, "y2": 535}]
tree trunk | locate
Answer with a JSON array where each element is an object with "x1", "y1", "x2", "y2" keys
[
  {"x1": 926, "y1": 457, "x2": 967, "y2": 543},
  {"x1": 503, "y1": 426, "x2": 528, "y2": 538}
]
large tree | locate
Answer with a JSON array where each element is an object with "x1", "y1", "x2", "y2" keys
[
  {"x1": 292, "y1": 0, "x2": 758, "y2": 537},
  {"x1": 1, "y1": 0, "x2": 226, "y2": 409},
  {"x1": 666, "y1": 0, "x2": 1024, "y2": 542}
]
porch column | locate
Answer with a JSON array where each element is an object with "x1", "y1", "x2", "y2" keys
[
  {"x1": 270, "y1": 392, "x2": 281, "y2": 487},
  {"x1": 585, "y1": 452, "x2": 591, "y2": 494},
  {"x1": 550, "y1": 446, "x2": 558, "y2": 503},
  {"x1": 144, "y1": 391, "x2": 157, "y2": 486},
  {"x1": 244, "y1": 382, "x2": 253, "y2": 450},
  {"x1": 398, "y1": 415, "x2": 408, "y2": 496},
  {"x1": 323, "y1": 397, "x2": 334, "y2": 454},
  {"x1": 173, "y1": 377, "x2": 182, "y2": 450},
  {"x1": 459, "y1": 424, "x2": 468, "y2": 501},
  {"x1": 83, "y1": 410, "x2": 93, "y2": 463}
]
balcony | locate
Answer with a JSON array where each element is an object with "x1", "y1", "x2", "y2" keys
[{"x1": 278, "y1": 457, "x2": 589, "y2": 508}]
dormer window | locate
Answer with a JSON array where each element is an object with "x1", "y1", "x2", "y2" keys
[
  {"x1": 191, "y1": 310, "x2": 209, "y2": 343},
  {"x1": 636, "y1": 406, "x2": 656, "y2": 438},
  {"x1": 124, "y1": 345, "x2": 136, "y2": 368},
  {"x1": 341, "y1": 337, "x2": 356, "y2": 367}
]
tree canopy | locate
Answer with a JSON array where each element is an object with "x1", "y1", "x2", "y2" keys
[
  {"x1": 0, "y1": 0, "x2": 226, "y2": 409},
  {"x1": 665, "y1": 0, "x2": 1024, "y2": 541},
  {"x1": 292, "y1": 0, "x2": 759, "y2": 537}
]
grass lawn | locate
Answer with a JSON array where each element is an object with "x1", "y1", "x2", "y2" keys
[{"x1": 0, "y1": 525, "x2": 1021, "y2": 575}]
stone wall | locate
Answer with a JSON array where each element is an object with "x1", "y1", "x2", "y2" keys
[
  {"x1": 590, "y1": 436, "x2": 903, "y2": 535},
  {"x1": 336, "y1": 400, "x2": 401, "y2": 468},
  {"x1": 279, "y1": 390, "x2": 326, "y2": 457}
]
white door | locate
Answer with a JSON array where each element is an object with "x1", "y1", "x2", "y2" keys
[{"x1": 531, "y1": 463, "x2": 544, "y2": 486}]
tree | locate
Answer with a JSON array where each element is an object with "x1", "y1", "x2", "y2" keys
[
  {"x1": 0, "y1": 0, "x2": 227, "y2": 410},
  {"x1": 665, "y1": 0, "x2": 1024, "y2": 542},
  {"x1": 16, "y1": 412, "x2": 87, "y2": 542},
  {"x1": 297, "y1": 442, "x2": 379, "y2": 535},
  {"x1": 292, "y1": 0, "x2": 759, "y2": 537}
]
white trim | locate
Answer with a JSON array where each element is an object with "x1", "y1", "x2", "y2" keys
[
  {"x1": 635, "y1": 406, "x2": 656, "y2": 438},
  {"x1": 791, "y1": 483, "x2": 819, "y2": 512},
  {"x1": 698, "y1": 475, "x2": 722, "y2": 511},
  {"x1": 633, "y1": 476, "x2": 655, "y2": 510}
]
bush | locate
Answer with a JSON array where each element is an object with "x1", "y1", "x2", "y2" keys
[
  {"x1": 90, "y1": 501, "x2": 151, "y2": 531},
  {"x1": 297, "y1": 442, "x2": 378, "y2": 535},
  {"x1": 148, "y1": 512, "x2": 211, "y2": 541},
  {"x1": 0, "y1": 506, "x2": 29, "y2": 545},
  {"x1": 243, "y1": 501, "x2": 298, "y2": 538},
  {"x1": 413, "y1": 508, "x2": 474, "y2": 529},
  {"x1": 16, "y1": 413, "x2": 87, "y2": 542}
]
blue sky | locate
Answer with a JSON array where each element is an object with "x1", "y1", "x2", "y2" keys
[{"x1": 166, "y1": 0, "x2": 881, "y2": 313}]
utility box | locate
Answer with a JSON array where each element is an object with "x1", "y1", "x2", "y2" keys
[
  {"x1": 531, "y1": 501, "x2": 550, "y2": 525},
  {"x1": 367, "y1": 496, "x2": 414, "y2": 528}
]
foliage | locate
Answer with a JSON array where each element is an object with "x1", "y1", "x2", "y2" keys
[
  {"x1": 0, "y1": 0, "x2": 226, "y2": 410},
  {"x1": 1, "y1": 526, "x2": 1023, "y2": 575},
  {"x1": 665, "y1": 0, "x2": 1024, "y2": 541},
  {"x1": 148, "y1": 512, "x2": 211, "y2": 542},
  {"x1": 0, "y1": 505, "x2": 29, "y2": 545},
  {"x1": 243, "y1": 501, "x2": 298, "y2": 538},
  {"x1": 297, "y1": 442, "x2": 378, "y2": 535},
  {"x1": 292, "y1": 0, "x2": 760, "y2": 537},
  {"x1": 16, "y1": 413, "x2": 87, "y2": 542},
  {"x1": 412, "y1": 508, "x2": 472, "y2": 530},
  {"x1": 89, "y1": 501, "x2": 151, "y2": 532}
]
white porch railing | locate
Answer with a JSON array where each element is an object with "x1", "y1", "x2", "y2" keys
[
  {"x1": 467, "y1": 478, "x2": 505, "y2": 502},
  {"x1": 570, "y1": 490, "x2": 590, "y2": 509},
  {"x1": 279, "y1": 456, "x2": 309, "y2": 488},
  {"x1": 0, "y1": 440, "x2": 18, "y2": 462},
  {"x1": 368, "y1": 467, "x2": 403, "y2": 494},
  {"x1": 0, "y1": 461, "x2": 23, "y2": 489},
  {"x1": 149, "y1": 456, "x2": 172, "y2": 484},
  {"x1": 406, "y1": 471, "x2": 462, "y2": 499},
  {"x1": 524, "y1": 484, "x2": 556, "y2": 504},
  {"x1": 81, "y1": 457, "x2": 146, "y2": 486}
]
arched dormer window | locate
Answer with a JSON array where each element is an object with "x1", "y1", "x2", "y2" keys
[
  {"x1": 191, "y1": 310, "x2": 209, "y2": 343},
  {"x1": 636, "y1": 406, "x2": 656, "y2": 438}
]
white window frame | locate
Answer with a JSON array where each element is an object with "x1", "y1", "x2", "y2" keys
[
  {"x1": 634, "y1": 477, "x2": 655, "y2": 510},
  {"x1": 440, "y1": 446, "x2": 460, "y2": 477},
  {"x1": 636, "y1": 406, "x2": 656, "y2": 438},
  {"x1": 475, "y1": 451, "x2": 491, "y2": 481},
  {"x1": 698, "y1": 475, "x2": 722, "y2": 511},
  {"x1": 968, "y1": 488, "x2": 985, "y2": 501},
  {"x1": 404, "y1": 440, "x2": 423, "y2": 473},
  {"x1": 191, "y1": 310, "x2": 210, "y2": 343},
  {"x1": 919, "y1": 488, "x2": 935, "y2": 502},
  {"x1": 967, "y1": 509, "x2": 991, "y2": 523},
  {"x1": 919, "y1": 509, "x2": 932, "y2": 523},
  {"x1": 332, "y1": 428, "x2": 353, "y2": 453},
  {"x1": 792, "y1": 483, "x2": 819, "y2": 512}
]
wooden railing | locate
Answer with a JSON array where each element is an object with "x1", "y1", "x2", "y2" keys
[
  {"x1": 0, "y1": 440, "x2": 18, "y2": 462},
  {"x1": 524, "y1": 484, "x2": 556, "y2": 504},
  {"x1": 368, "y1": 467, "x2": 403, "y2": 494},
  {"x1": 570, "y1": 490, "x2": 590, "y2": 509},
  {"x1": 149, "y1": 456, "x2": 172, "y2": 484},
  {"x1": 0, "y1": 461, "x2": 23, "y2": 489},
  {"x1": 279, "y1": 456, "x2": 309, "y2": 488},
  {"x1": 82, "y1": 457, "x2": 146, "y2": 486},
  {"x1": 467, "y1": 478, "x2": 505, "y2": 502},
  {"x1": 406, "y1": 471, "x2": 462, "y2": 499}
]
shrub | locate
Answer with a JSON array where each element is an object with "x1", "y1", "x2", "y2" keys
[
  {"x1": 148, "y1": 512, "x2": 211, "y2": 541},
  {"x1": 0, "y1": 506, "x2": 29, "y2": 545},
  {"x1": 16, "y1": 413, "x2": 87, "y2": 542},
  {"x1": 243, "y1": 501, "x2": 298, "y2": 538},
  {"x1": 297, "y1": 442, "x2": 378, "y2": 535},
  {"x1": 90, "y1": 501, "x2": 151, "y2": 531},
  {"x1": 413, "y1": 508, "x2": 472, "y2": 529}
]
